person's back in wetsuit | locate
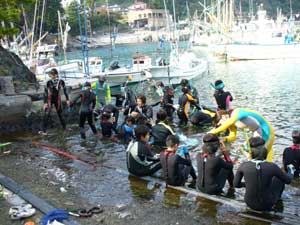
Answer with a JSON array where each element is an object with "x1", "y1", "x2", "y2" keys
[
  {"x1": 102, "y1": 103, "x2": 119, "y2": 127},
  {"x1": 282, "y1": 129, "x2": 300, "y2": 177},
  {"x1": 151, "y1": 110, "x2": 175, "y2": 152},
  {"x1": 160, "y1": 135, "x2": 196, "y2": 186},
  {"x1": 212, "y1": 80, "x2": 233, "y2": 111},
  {"x1": 234, "y1": 137, "x2": 292, "y2": 211},
  {"x1": 71, "y1": 82, "x2": 97, "y2": 139},
  {"x1": 196, "y1": 134, "x2": 233, "y2": 194},
  {"x1": 126, "y1": 125, "x2": 161, "y2": 176}
]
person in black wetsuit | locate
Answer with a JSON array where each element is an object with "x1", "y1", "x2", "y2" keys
[
  {"x1": 212, "y1": 80, "x2": 233, "y2": 111},
  {"x1": 131, "y1": 94, "x2": 153, "y2": 125},
  {"x1": 180, "y1": 79, "x2": 199, "y2": 104},
  {"x1": 177, "y1": 87, "x2": 197, "y2": 127},
  {"x1": 161, "y1": 86, "x2": 175, "y2": 122},
  {"x1": 126, "y1": 125, "x2": 161, "y2": 176},
  {"x1": 99, "y1": 111, "x2": 117, "y2": 138},
  {"x1": 121, "y1": 83, "x2": 137, "y2": 116},
  {"x1": 234, "y1": 137, "x2": 293, "y2": 211},
  {"x1": 71, "y1": 82, "x2": 97, "y2": 139},
  {"x1": 282, "y1": 129, "x2": 300, "y2": 178},
  {"x1": 151, "y1": 110, "x2": 175, "y2": 152},
  {"x1": 40, "y1": 68, "x2": 70, "y2": 135},
  {"x1": 196, "y1": 133, "x2": 234, "y2": 194},
  {"x1": 160, "y1": 135, "x2": 197, "y2": 186},
  {"x1": 101, "y1": 104, "x2": 119, "y2": 128}
]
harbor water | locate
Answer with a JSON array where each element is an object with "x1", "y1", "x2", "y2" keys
[{"x1": 1, "y1": 43, "x2": 300, "y2": 224}]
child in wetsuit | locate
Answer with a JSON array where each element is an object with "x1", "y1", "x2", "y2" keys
[
  {"x1": 116, "y1": 116, "x2": 136, "y2": 144},
  {"x1": 234, "y1": 137, "x2": 293, "y2": 211},
  {"x1": 126, "y1": 125, "x2": 161, "y2": 177},
  {"x1": 100, "y1": 111, "x2": 117, "y2": 138},
  {"x1": 282, "y1": 129, "x2": 300, "y2": 178},
  {"x1": 160, "y1": 135, "x2": 197, "y2": 186},
  {"x1": 196, "y1": 133, "x2": 234, "y2": 194}
]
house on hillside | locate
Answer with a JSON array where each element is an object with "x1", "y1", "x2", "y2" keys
[{"x1": 126, "y1": 1, "x2": 172, "y2": 30}]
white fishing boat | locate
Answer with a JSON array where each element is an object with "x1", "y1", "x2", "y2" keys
[
  {"x1": 103, "y1": 54, "x2": 152, "y2": 86},
  {"x1": 223, "y1": 42, "x2": 300, "y2": 61},
  {"x1": 148, "y1": 49, "x2": 208, "y2": 84}
]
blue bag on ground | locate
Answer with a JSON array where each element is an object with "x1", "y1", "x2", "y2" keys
[{"x1": 41, "y1": 209, "x2": 69, "y2": 225}]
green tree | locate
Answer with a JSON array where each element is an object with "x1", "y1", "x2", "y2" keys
[
  {"x1": 0, "y1": 0, "x2": 34, "y2": 39},
  {"x1": 66, "y1": 0, "x2": 82, "y2": 36}
]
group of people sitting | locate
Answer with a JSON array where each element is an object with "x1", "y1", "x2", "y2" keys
[{"x1": 40, "y1": 68, "x2": 300, "y2": 212}]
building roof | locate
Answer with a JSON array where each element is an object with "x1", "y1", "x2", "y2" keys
[{"x1": 133, "y1": 1, "x2": 147, "y2": 5}]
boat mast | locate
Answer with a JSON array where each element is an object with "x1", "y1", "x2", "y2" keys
[
  {"x1": 38, "y1": 0, "x2": 46, "y2": 47},
  {"x1": 58, "y1": 10, "x2": 67, "y2": 63},
  {"x1": 106, "y1": 0, "x2": 113, "y2": 58},
  {"x1": 76, "y1": 0, "x2": 89, "y2": 76},
  {"x1": 29, "y1": 0, "x2": 38, "y2": 64}
]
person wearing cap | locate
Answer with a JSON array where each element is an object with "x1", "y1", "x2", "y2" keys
[
  {"x1": 211, "y1": 80, "x2": 233, "y2": 111},
  {"x1": 91, "y1": 75, "x2": 111, "y2": 108},
  {"x1": 196, "y1": 133, "x2": 234, "y2": 195},
  {"x1": 209, "y1": 108, "x2": 275, "y2": 162},
  {"x1": 177, "y1": 87, "x2": 197, "y2": 127},
  {"x1": 282, "y1": 129, "x2": 300, "y2": 177},
  {"x1": 234, "y1": 137, "x2": 293, "y2": 211},
  {"x1": 40, "y1": 68, "x2": 70, "y2": 135},
  {"x1": 160, "y1": 135, "x2": 197, "y2": 186},
  {"x1": 71, "y1": 82, "x2": 98, "y2": 139}
]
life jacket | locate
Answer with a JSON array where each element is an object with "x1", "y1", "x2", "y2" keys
[{"x1": 95, "y1": 81, "x2": 111, "y2": 105}]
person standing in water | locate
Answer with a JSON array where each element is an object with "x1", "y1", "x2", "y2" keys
[
  {"x1": 40, "y1": 68, "x2": 70, "y2": 135},
  {"x1": 71, "y1": 82, "x2": 98, "y2": 139},
  {"x1": 211, "y1": 80, "x2": 233, "y2": 111},
  {"x1": 92, "y1": 75, "x2": 111, "y2": 108}
]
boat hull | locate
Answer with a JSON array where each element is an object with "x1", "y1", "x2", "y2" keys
[
  {"x1": 224, "y1": 43, "x2": 300, "y2": 61},
  {"x1": 149, "y1": 60, "x2": 208, "y2": 84}
]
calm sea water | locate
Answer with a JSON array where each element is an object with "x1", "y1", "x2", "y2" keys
[{"x1": 1, "y1": 43, "x2": 300, "y2": 224}]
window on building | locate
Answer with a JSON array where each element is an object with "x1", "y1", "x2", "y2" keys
[
  {"x1": 148, "y1": 13, "x2": 152, "y2": 18},
  {"x1": 144, "y1": 13, "x2": 146, "y2": 18},
  {"x1": 158, "y1": 13, "x2": 163, "y2": 18},
  {"x1": 139, "y1": 14, "x2": 141, "y2": 19}
]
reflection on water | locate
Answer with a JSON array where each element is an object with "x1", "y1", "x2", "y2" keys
[{"x1": 2, "y1": 44, "x2": 300, "y2": 224}]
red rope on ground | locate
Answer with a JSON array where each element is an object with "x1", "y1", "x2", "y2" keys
[{"x1": 31, "y1": 141, "x2": 98, "y2": 168}]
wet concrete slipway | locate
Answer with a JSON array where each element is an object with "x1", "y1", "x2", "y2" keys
[{"x1": 1, "y1": 58, "x2": 300, "y2": 225}]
